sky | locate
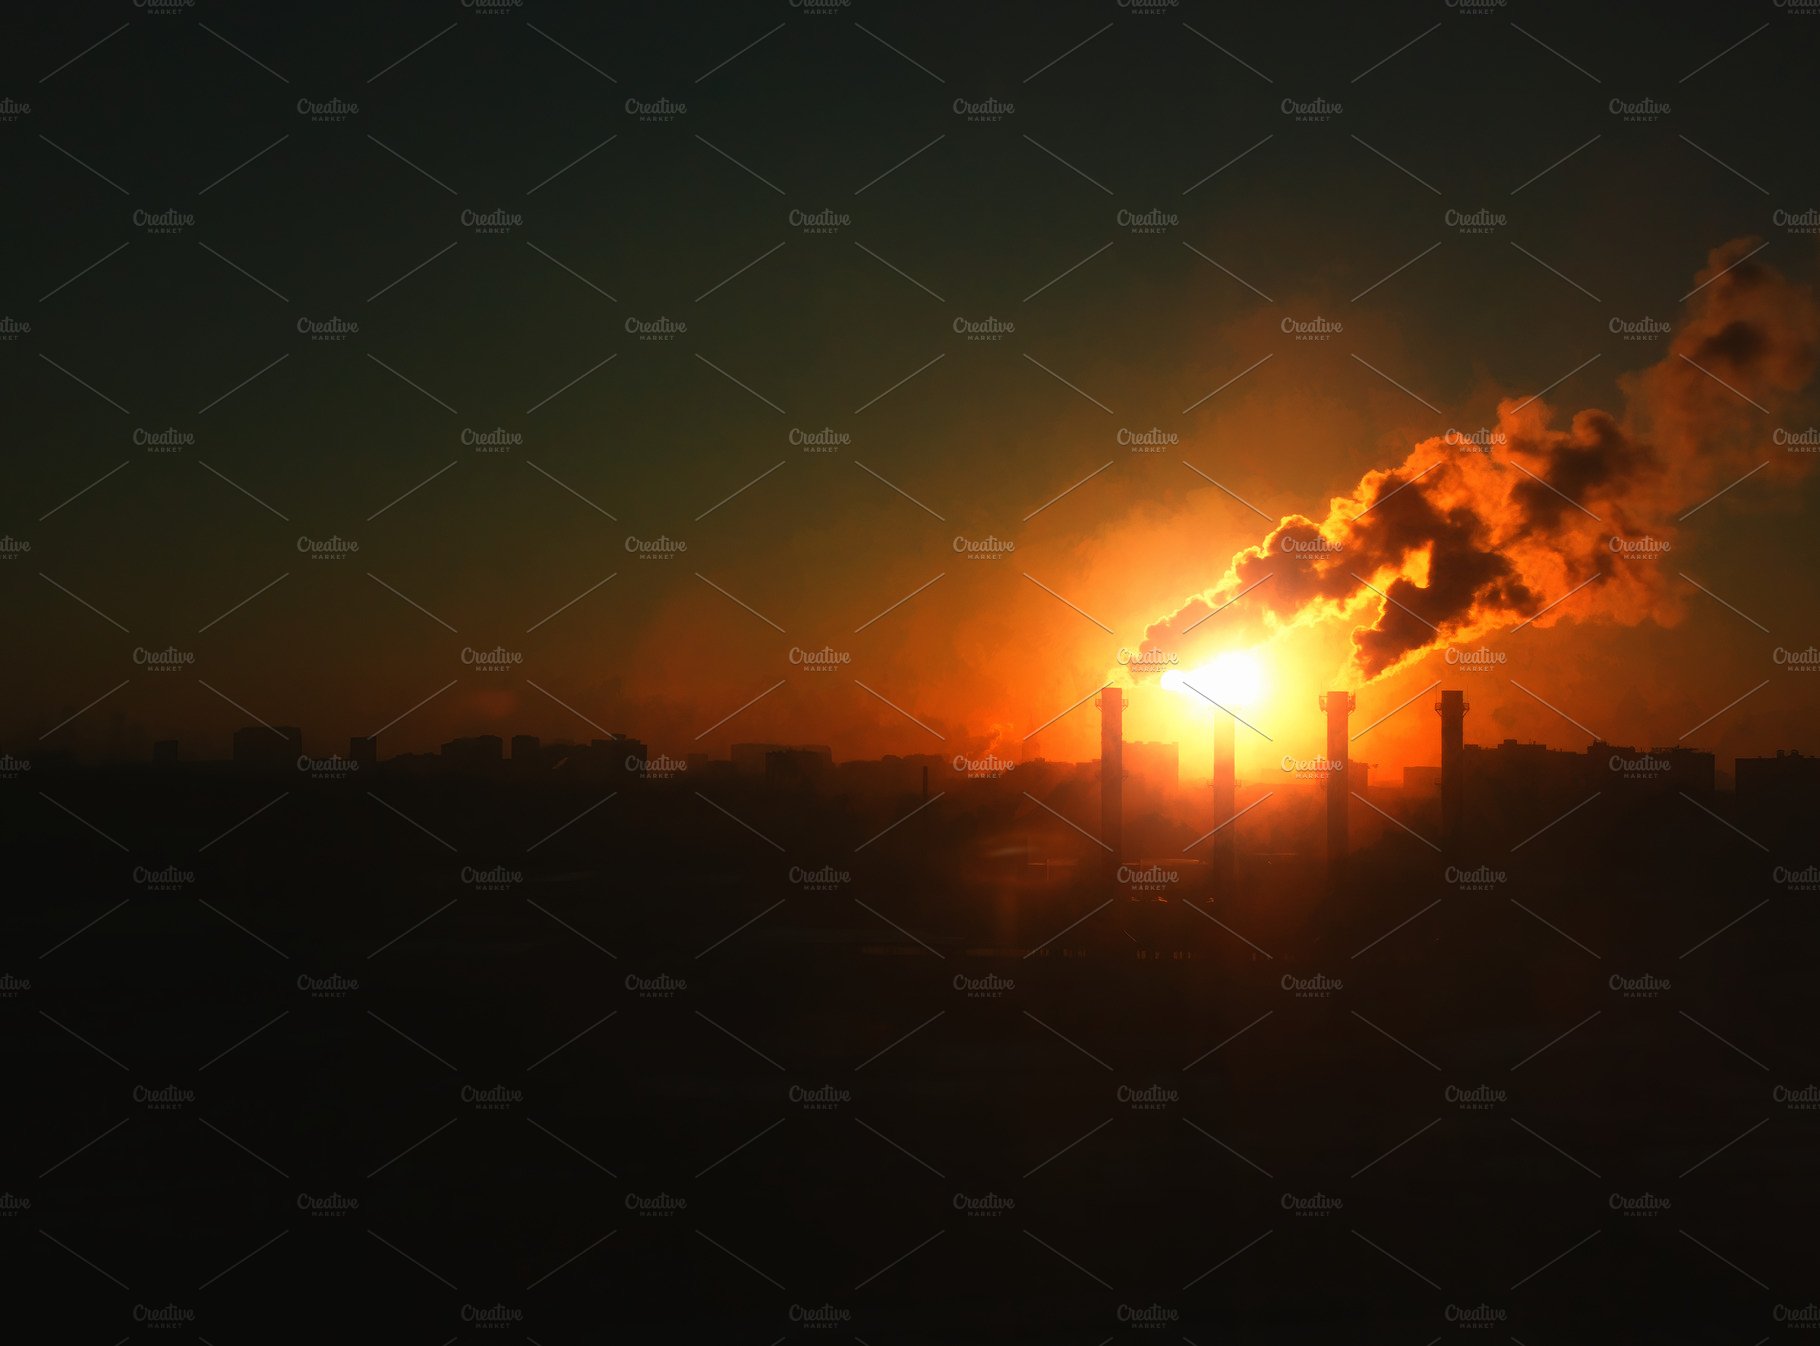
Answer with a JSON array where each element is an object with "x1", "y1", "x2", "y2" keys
[{"x1": 5, "y1": 0, "x2": 1819, "y2": 778}]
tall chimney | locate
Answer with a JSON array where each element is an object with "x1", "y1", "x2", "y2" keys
[
  {"x1": 1212, "y1": 707, "x2": 1236, "y2": 893},
  {"x1": 1097, "y1": 690, "x2": 1125, "y2": 864},
  {"x1": 1437, "y1": 690, "x2": 1467, "y2": 853},
  {"x1": 1319, "y1": 691, "x2": 1354, "y2": 871}
]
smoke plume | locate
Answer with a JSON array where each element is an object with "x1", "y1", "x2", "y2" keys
[{"x1": 1137, "y1": 238, "x2": 1820, "y2": 684}]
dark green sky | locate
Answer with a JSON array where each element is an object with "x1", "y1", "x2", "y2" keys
[{"x1": 6, "y1": 0, "x2": 1818, "y2": 766}]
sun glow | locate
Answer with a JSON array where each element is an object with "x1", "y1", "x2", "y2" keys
[{"x1": 1161, "y1": 649, "x2": 1264, "y2": 707}]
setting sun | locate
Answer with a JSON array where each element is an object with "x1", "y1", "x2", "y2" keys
[{"x1": 1163, "y1": 649, "x2": 1265, "y2": 707}]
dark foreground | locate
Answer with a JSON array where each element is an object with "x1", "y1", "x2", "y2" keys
[{"x1": 5, "y1": 767, "x2": 1815, "y2": 1341}]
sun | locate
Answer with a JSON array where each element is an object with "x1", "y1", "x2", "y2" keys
[{"x1": 1162, "y1": 649, "x2": 1264, "y2": 707}]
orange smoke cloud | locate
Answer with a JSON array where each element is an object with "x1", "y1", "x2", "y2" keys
[{"x1": 1137, "y1": 238, "x2": 1820, "y2": 685}]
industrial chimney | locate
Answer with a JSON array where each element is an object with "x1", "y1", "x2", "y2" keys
[
  {"x1": 1097, "y1": 689, "x2": 1125, "y2": 865},
  {"x1": 1437, "y1": 690, "x2": 1467, "y2": 854},
  {"x1": 1319, "y1": 691, "x2": 1354, "y2": 871},
  {"x1": 1212, "y1": 706, "x2": 1236, "y2": 894}
]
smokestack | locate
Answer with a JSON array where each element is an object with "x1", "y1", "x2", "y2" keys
[
  {"x1": 1437, "y1": 690, "x2": 1467, "y2": 853},
  {"x1": 1097, "y1": 690, "x2": 1125, "y2": 864},
  {"x1": 1319, "y1": 691, "x2": 1354, "y2": 871},
  {"x1": 1212, "y1": 708, "x2": 1236, "y2": 893}
]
